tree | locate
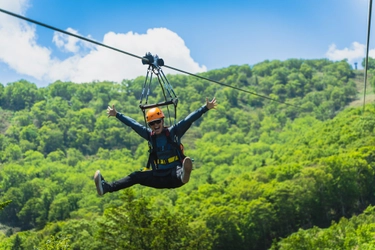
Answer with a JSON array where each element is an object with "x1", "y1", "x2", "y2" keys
[
  {"x1": 11, "y1": 234, "x2": 24, "y2": 250},
  {"x1": 271, "y1": 67, "x2": 289, "y2": 85},
  {"x1": 2, "y1": 144, "x2": 22, "y2": 162},
  {"x1": 20, "y1": 124, "x2": 39, "y2": 144},
  {"x1": 253, "y1": 60, "x2": 283, "y2": 77},
  {"x1": 96, "y1": 190, "x2": 211, "y2": 250},
  {"x1": 204, "y1": 206, "x2": 244, "y2": 250},
  {"x1": 48, "y1": 194, "x2": 71, "y2": 222},
  {"x1": 3, "y1": 80, "x2": 41, "y2": 111},
  {"x1": 0, "y1": 200, "x2": 11, "y2": 210},
  {"x1": 38, "y1": 123, "x2": 64, "y2": 154},
  {"x1": 300, "y1": 63, "x2": 313, "y2": 79},
  {"x1": 47, "y1": 80, "x2": 77, "y2": 100},
  {"x1": 0, "y1": 82, "x2": 4, "y2": 106},
  {"x1": 362, "y1": 57, "x2": 375, "y2": 69},
  {"x1": 39, "y1": 234, "x2": 72, "y2": 250}
]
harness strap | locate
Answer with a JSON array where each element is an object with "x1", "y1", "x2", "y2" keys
[
  {"x1": 156, "y1": 156, "x2": 179, "y2": 165},
  {"x1": 164, "y1": 129, "x2": 185, "y2": 162},
  {"x1": 146, "y1": 128, "x2": 185, "y2": 170}
]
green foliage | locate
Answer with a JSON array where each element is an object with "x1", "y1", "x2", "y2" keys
[
  {"x1": 96, "y1": 190, "x2": 212, "y2": 250},
  {"x1": 0, "y1": 59, "x2": 373, "y2": 250},
  {"x1": 2, "y1": 80, "x2": 42, "y2": 111},
  {"x1": 0, "y1": 200, "x2": 11, "y2": 210},
  {"x1": 272, "y1": 206, "x2": 375, "y2": 249},
  {"x1": 362, "y1": 57, "x2": 375, "y2": 70},
  {"x1": 38, "y1": 235, "x2": 72, "y2": 250}
]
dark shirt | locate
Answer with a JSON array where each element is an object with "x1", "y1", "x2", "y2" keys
[{"x1": 116, "y1": 105, "x2": 209, "y2": 169}]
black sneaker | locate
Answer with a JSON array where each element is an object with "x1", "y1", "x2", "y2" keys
[{"x1": 94, "y1": 170, "x2": 110, "y2": 196}]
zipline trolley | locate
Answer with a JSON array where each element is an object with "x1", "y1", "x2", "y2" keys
[{"x1": 139, "y1": 52, "x2": 178, "y2": 125}]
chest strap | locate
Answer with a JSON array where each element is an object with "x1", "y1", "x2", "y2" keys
[{"x1": 156, "y1": 155, "x2": 179, "y2": 165}]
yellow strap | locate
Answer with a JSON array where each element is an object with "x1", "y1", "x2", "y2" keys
[{"x1": 156, "y1": 156, "x2": 179, "y2": 164}]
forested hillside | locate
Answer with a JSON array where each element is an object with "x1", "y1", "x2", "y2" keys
[{"x1": 1, "y1": 58, "x2": 374, "y2": 249}]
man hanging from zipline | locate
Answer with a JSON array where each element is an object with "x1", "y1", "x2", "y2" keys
[{"x1": 94, "y1": 97, "x2": 217, "y2": 196}]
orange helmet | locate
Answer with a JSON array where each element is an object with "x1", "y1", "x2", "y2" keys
[{"x1": 146, "y1": 107, "x2": 164, "y2": 123}]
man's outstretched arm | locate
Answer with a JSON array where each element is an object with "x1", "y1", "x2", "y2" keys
[
  {"x1": 175, "y1": 97, "x2": 218, "y2": 136},
  {"x1": 107, "y1": 104, "x2": 150, "y2": 140}
]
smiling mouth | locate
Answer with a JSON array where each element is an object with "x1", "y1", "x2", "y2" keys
[{"x1": 154, "y1": 126, "x2": 161, "y2": 131}]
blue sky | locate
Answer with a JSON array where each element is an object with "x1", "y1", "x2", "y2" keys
[{"x1": 0, "y1": 0, "x2": 371, "y2": 87}]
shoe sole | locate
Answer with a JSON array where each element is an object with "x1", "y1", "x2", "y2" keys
[
  {"x1": 182, "y1": 157, "x2": 193, "y2": 183},
  {"x1": 94, "y1": 170, "x2": 103, "y2": 196}
]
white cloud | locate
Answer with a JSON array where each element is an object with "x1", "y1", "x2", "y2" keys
[
  {"x1": 52, "y1": 28, "x2": 94, "y2": 54},
  {"x1": 325, "y1": 42, "x2": 368, "y2": 65},
  {"x1": 0, "y1": 0, "x2": 29, "y2": 14},
  {"x1": 0, "y1": 0, "x2": 52, "y2": 80},
  {"x1": 0, "y1": 0, "x2": 206, "y2": 86},
  {"x1": 60, "y1": 28, "x2": 207, "y2": 83},
  {"x1": 53, "y1": 28, "x2": 80, "y2": 53}
]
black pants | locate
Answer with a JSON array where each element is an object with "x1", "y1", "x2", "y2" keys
[{"x1": 109, "y1": 166, "x2": 184, "y2": 191}]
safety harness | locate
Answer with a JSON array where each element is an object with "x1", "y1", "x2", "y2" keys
[
  {"x1": 146, "y1": 128, "x2": 185, "y2": 170},
  {"x1": 138, "y1": 53, "x2": 184, "y2": 171}
]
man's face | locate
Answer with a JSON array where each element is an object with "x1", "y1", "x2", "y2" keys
[{"x1": 148, "y1": 119, "x2": 164, "y2": 134}]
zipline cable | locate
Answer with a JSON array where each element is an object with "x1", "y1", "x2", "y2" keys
[
  {"x1": 164, "y1": 64, "x2": 296, "y2": 106},
  {"x1": 0, "y1": 8, "x2": 143, "y2": 60},
  {"x1": 363, "y1": 0, "x2": 373, "y2": 114},
  {"x1": 0, "y1": 8, "x2": 299, "y2": 108}
]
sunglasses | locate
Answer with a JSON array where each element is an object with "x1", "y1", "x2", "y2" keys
[{"x1": 148, "y1": 119, "x2": 162, "y2": 126}]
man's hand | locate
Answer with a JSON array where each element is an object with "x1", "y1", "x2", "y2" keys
[
  {"x1": 206, "y1": 97, "x2": 217, "y2": 110},
  {"x1": 107, "y1": 105, "x2": 117, "y2": 117}
]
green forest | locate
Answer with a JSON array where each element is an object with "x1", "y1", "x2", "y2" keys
[{"x1": 1, "y1": 58, "x2": 375, "y2": 249}]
